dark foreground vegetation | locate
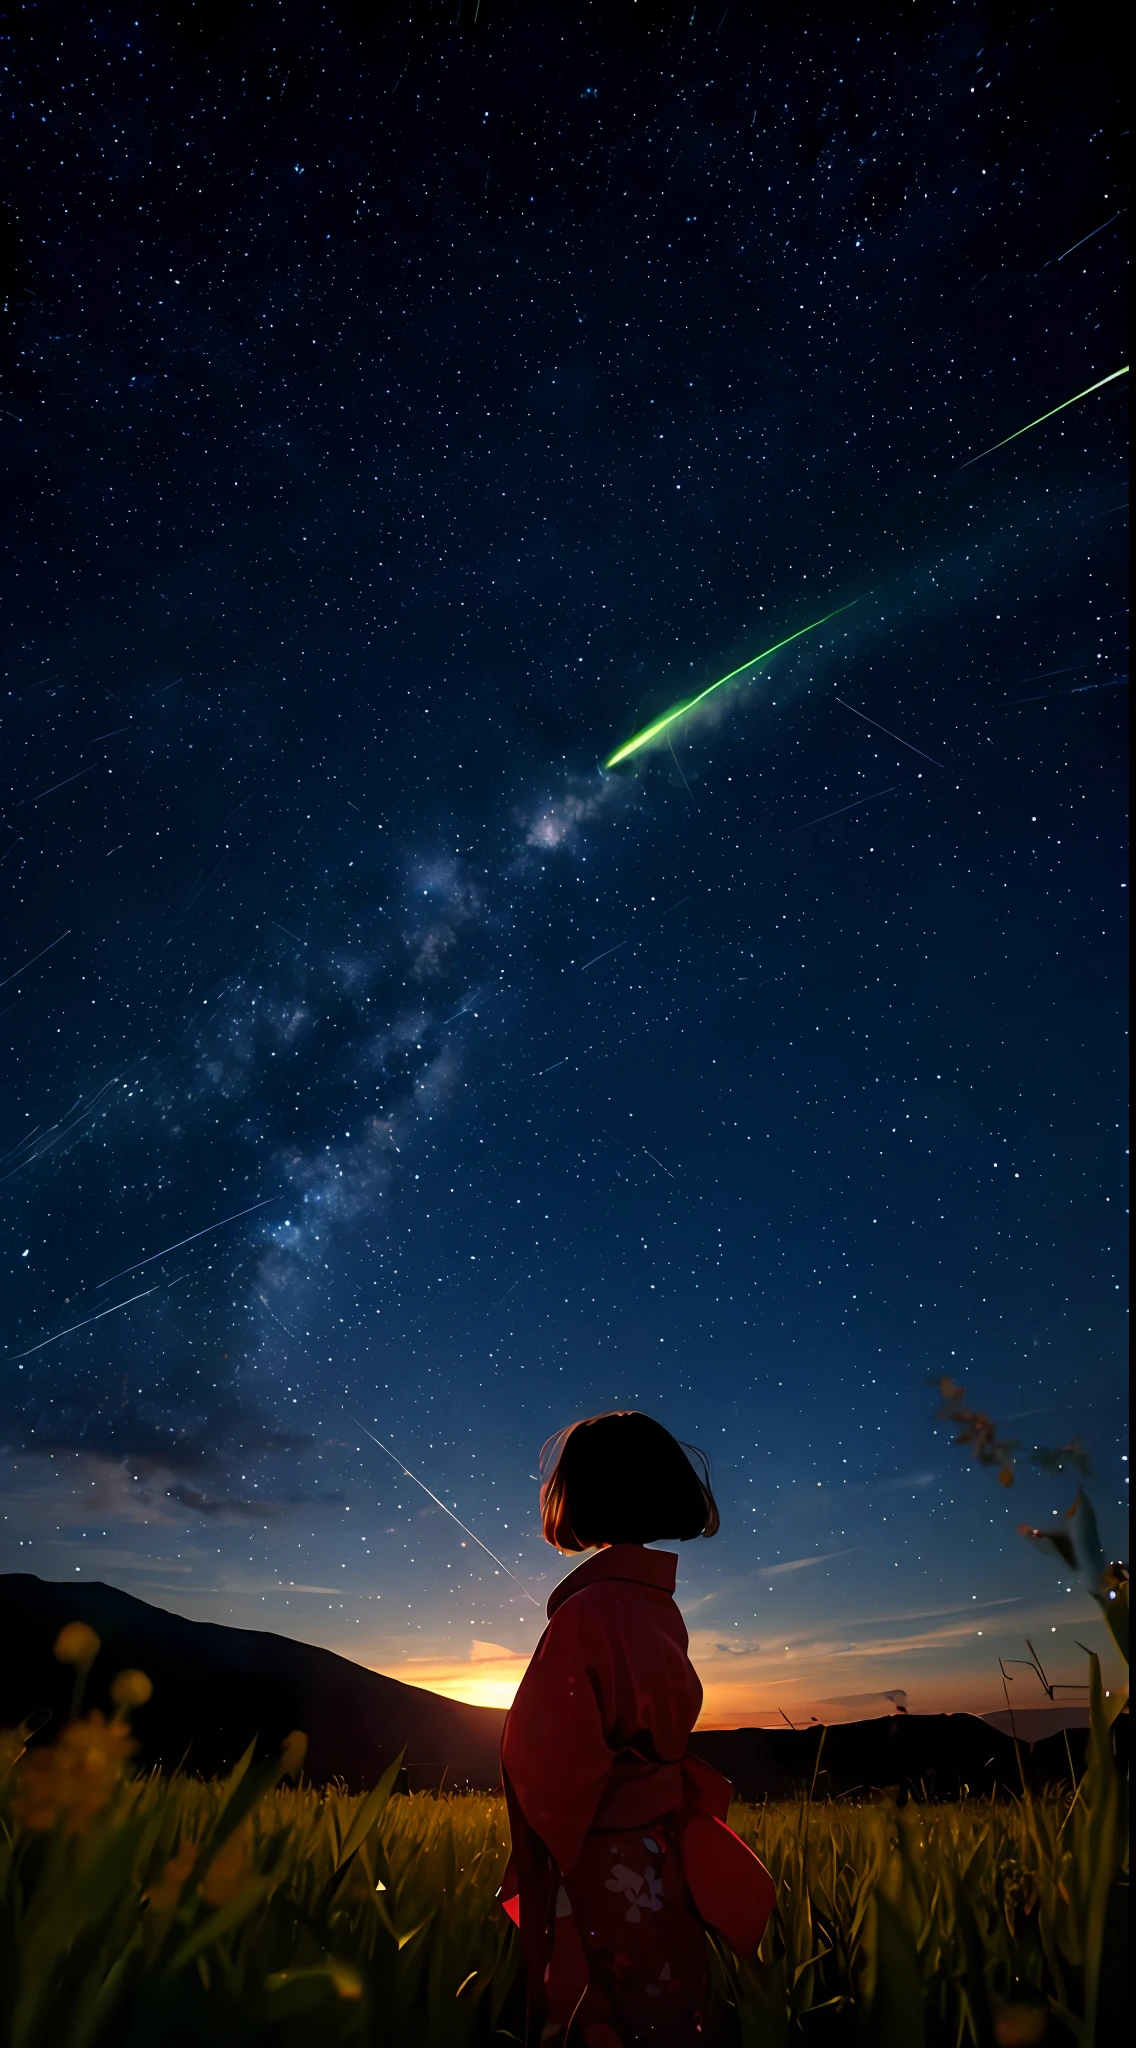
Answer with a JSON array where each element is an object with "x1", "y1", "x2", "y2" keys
[{"x1": 0, "y1": 1631, "x2": 1126, "y2": 2048}]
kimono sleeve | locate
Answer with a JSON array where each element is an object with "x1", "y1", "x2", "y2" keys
[{"x1": 501, "y1": 1597, "x2": 616, "y2": 1877}]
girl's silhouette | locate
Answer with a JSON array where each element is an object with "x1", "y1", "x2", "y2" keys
[{"x1": 500, "y1": 1410, "x2": 774, "y2": 2045}]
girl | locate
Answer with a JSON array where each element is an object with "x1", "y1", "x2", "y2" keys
[{"x1": 500, "y1": 1411, "x2": 774, "y2": 2046}]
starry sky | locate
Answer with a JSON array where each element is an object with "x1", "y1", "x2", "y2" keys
[{"x1": 1, "y1": 1, "x2": 1128, "y2": 1724}]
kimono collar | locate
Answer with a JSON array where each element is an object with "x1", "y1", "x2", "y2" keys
[{"x1": 545, "y1": 1543, "x2": 678, "y2": 1619}]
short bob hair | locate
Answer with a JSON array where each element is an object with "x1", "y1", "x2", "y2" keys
[{"x1": 539, "y1": 1410, "x2": 720, "y2": 1552}]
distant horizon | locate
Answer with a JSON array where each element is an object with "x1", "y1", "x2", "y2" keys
[{"x1": 3, "y1": 1561, "x2": 1119, "y2": 1731}]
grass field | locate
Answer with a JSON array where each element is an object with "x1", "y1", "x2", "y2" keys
[{"x1": 0, "y1": 1644, "x2": 1127, "y2": 2047}]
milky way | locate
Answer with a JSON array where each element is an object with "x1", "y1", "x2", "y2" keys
[{"x1": 1, "y1": 4, "x2": 1127, "y2": 1716}]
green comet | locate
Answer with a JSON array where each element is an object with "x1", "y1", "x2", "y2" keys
[
  {"x1": 604, "y1": 598, "x2": 864, "y2": 768},
  {"x1": 959, "y1": 364, "x2": 1128, "y2": 468}
]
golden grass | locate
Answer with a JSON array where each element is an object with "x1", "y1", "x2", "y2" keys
[{"x1": 0, "y1": 1654, "x2": 1125, "y2": 2046}]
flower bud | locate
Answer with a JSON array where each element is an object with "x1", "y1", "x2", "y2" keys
[
  {"x1": 53, "y1": 1622, "x2": 100, "y2": 1668},
  {"x1": 110, "y1": 1669, "x2": 153, "y2": 1709}
]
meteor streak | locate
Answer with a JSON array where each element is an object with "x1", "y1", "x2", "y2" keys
[
  {"x1": 642, "y1": 1147, "x2": 675, "y2": 1180},
  {"x1": 17, "y1": 765, "x2": 98, "y2": 807},
  {"x1": 10, "y1": 1285, "x2": 161, "y2": 1362},
  {"x1": 958, "y1": 365, "x2": 1128, "y2": 468},
  {"x1": 791, "y1": 785, "x2": 899, "y2": 833},
  {"x1": 96, "y1": 1195, "x2": 280, "y2": 1289},
  {"x1": 1009, "y1": 675, "x2": 1128, "y2": 706},
  {"x1": 344, "y1": 1410, "x2": 542, "y2": 1606},
  {"x1": 834, "y1": 697, "x2": 946, "y2": 769},
  {"x1": 0, "y1": 929, "x2": 72, "y2": 991},
  {"x1": 1050, "y1": 211, "x2": 1121, "y2": 266},
  {"x1": 604, "y1": 598, "x2": 865, "y2": 767}
]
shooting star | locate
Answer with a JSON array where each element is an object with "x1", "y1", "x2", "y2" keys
[
  {"x1": 344, "y1": 1409, "x2": 542, "y2": 1606},
  {"x1": 604, "y1": 597, "x2": 865, "y2": 767},
  {"x1": 999, "y1": 665, "x2": 1089, "y2": 693},
  {"x1": 442, "y1": 988, "x2": 499, "y2": 1024},
  {"x1": 958, "y1": 365, "x2": 1128, "y2": 468},
  {"x1": 792, "y1": 786, "x2": 899, "y2": 833},
  {"x1": 1009, "y1": 675, "x2": 1127, "y2": 706},
  {"x1": 642, "y1": 1147, "x2": 676, "y2": 1180},
  {"x1": 0, "y1": 929, "x2": 72, "y2": 991},
  {"x1": 184, "y1": 848, "x2": 232, "y2": 912},
  {"x1": 17, "y1": 764, "x2": 98, "y2": 807},
  {"x1": 10, "y1": 1285, "x2": 161, "y2": 1362},
  {"x1": 84, "y1": 725, "x2": 132, "y2": 749},
  {"x1": 579, "y1": 941, "x2": 626, "y2": 971},
  {"x1": 0, "y1": 1072, "x2": 125, "y2": 1185},
  {"x1": 833, "y1": 697, "x2": 946, "y2": 769},
  {"x1": 256, "y1": 1290, "x2": 302, "y2": 1343},
  {"x1": 96, "y1": 1195, "x2": 281, "y2": 1289},
  {"x1": 0, "y1": 1124, "x2": 41, "y2": 1169},
  {"x1": 668, "y1": 733, "x2": 697, "y2": 804},
  {"x1": 1051, "y1": 211, "x2": 1122, "y2": 265}
]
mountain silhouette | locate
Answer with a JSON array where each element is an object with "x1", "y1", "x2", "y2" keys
[
  {"x1": 1, "y1": 1575, "x2": 1104, "y2": 1797},
  {"x1": 0, "y1": 1573, "x2": 505, "y2": 1790}
]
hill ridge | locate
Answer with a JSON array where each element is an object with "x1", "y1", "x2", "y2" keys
[
  {"x1": 0, "y1": 1571, "x2": 506, "y2": 1790},
  {"x1": 0, "y1": 1574, "x2": 1101, "y2": 1797}
]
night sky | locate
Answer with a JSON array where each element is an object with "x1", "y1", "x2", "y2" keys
[{"x1": 2, "y1": 2, "x2": 1128, "y2": 1723}]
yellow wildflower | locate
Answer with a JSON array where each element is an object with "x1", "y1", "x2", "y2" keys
[
  {"x1": 144, "y1": 1837, "x2": 198, "y2": 1913},
  {"x1": 11, "y1": 1712, "x2": 136, "y2": 1834},
  {"x1": 200, "y1": 1824, "x2": 252, "y2": 1905},
  {"x1": 53, "y1": 1622, "x2": 100, "y2": 1668},
  {"x1": 110, "y1": 1669, "x2": 153, "y2": 1711}
]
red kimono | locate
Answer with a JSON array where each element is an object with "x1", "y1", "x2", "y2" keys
[{"x1": 501, "y1": 1544, "x2": 774, "y2": 2046}]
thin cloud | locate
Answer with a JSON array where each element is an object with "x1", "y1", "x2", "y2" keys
[
  {"x1": 51, "y1": 1545, "x2": 196, "y2": 1574},
  {"x1": 761, "y1": 1548, "x2": 859, "y2": 1575},
  {"x1": 830, "y1": 1594, "x2": 1026, "y2": 1632},
  {"x1": 165, "y1": 1482, "x2": 286, "y2": 1520},
  {"x1": 690, "y1": 1594, "x2": 1036, "y2": 1665},
  {"x1": 820, "y1": 1690, "x2": 909, "y2": 1708}
]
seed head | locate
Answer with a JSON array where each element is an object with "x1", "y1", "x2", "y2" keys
[{"x1": 53, "y1": 1622, "x2": 100, "y2": 1669}]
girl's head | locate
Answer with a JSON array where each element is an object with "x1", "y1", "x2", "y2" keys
[{"x1": 539, "y1": 1410, "x2": 720, "y2": 1553}]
